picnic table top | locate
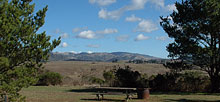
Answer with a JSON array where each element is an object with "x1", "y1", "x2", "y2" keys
[{"x1": 94, "y1": 87, "x2": 150, "y2": 90}]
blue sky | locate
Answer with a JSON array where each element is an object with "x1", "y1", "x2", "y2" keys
[{"x1": 34, "y1": 0, "x2": 179, "y2": 58}]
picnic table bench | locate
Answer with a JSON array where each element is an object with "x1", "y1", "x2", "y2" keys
[{"x1": 94, "y1": 87, "x2": 137, "y2": 101}]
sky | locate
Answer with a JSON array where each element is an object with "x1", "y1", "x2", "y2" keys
[{"x1": 33, "y1": 0, "x2": 180, "y2": 58}]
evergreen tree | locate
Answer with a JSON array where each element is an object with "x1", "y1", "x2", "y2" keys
[
  {"x1": 160, "y1": 0, "x2": 220, "y2": 92},
  {"x1": 0, "y1": 0, "x2": 60, "y2": 101}
]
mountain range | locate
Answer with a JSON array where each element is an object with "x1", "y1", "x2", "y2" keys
[{"x1": 49, "y1": 52, "x2": 161, "y2": 62}]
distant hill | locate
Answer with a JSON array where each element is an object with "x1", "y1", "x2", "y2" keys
[{"x1": 49, "y1": 52, "x2": 161, "y2": 62}]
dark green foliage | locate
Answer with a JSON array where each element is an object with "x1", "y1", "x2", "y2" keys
[
  {"x1": 176, "y1": 71, "x2": 210, "y2": 92},
  {"x1": 114, "y1": 66, "x2": 143, "y2": 88},
  {"x1": 37, "y1": 71, "x2": 62, "y2": 86},
  {"x1": 127, "y1": 59, "x2": 167, "y2": 64},
  {"x1": 137, "y1": 74, "x2": 149, "y2": 88},
  {"x1": 128, "y1": 60, "x2": 145, "y2": 64},
  {"x1": 160, "y1": 0, "x2": 220, "y2": 92},
  {"x1": 150, "y1": 73, "x2": 177, "y2": 92},
  {"x1": 89, "y1": 77, "x2": 105, "y2": 85},
  {"x1": 149, "y1": 71, "x2": 210, "y2": 92},
  {"x1": 111, "y1": 59, "x2": 118, "y2": 63},
  {"x1": 102, "y1": 66, "x2": 210, "y2": 92},
  {"x1": 102, "y1": 66, "x2": 149, "y2": 88},
  {"x1": 103, "y1": 70, "x2": 115, "y2": 86},
  {"x1": 163, "y1": 61, "x2": 192, "y2": 73},
  {"x1": 0, "y1": 0, "x2": 60, "y2": 101}
]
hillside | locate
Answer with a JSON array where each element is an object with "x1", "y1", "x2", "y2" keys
[
  {"x1": 49, "y1": 52, "x2": 160, "y2": 62},
  {"x1": 44, "y1": 61, "x2": 168, "y2": 85}
]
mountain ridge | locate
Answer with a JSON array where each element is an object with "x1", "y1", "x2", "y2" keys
[{"x1": 49, "y1": 52, "x2": 161, "y2": 62}]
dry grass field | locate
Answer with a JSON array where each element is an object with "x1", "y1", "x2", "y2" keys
[
  {"x1": 20, "y1": 61, "x2": 220, "y2": 102},
  {"x1": 43, "y1": 61, "x2": 168, "y2": 85},
  {"x1": 20, "y1": 86, "x2": 220, "y2": 102}
]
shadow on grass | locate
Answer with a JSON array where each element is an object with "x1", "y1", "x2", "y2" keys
[
  {"x1": 66, "y1": 88, "x2": 97, "y2": 93},
  {"x1": 165, "y1": 99, "x2": 220, "y2": 102},
  {"x1": 151, "y1": 92, "x2": 220, "y2": 96},
  {"x1": 66, "y1": 88, "x2": 134, "y2": 93},
  {"x1": 81, "y1": 98, "x2": 123, "y2": 102}
]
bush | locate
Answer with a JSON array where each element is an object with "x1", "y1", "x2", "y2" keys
[
  {"x1": 176, "y1": 71, "x2": 210, "y2": 92},
  {"x1": 89, "y1": 77, "x2": 105, "y2": 85},
  {"x1": 149, "y1": 73, "x2": 178, "y2": 92},
  {"x1": 37, "y1": 71, "x2": 62, "y2": 86},
  {"x1": 103, "y1": 70, "x2": 115, "y2": 86},
  {"x1": 102, "y1": 65, "x2": 210, "y2": 92},
  {"x1": 149, "y1": 71, "x2": 211, "y2": 92},
  {"x1": 114, "y1": 66, "x2": 148, "y2": 88},
  {"x1": 102, "y1": 66, "x2": 149, "y2": 88}
]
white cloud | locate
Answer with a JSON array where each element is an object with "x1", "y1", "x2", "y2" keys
[
  {"x1": 136, "y1": 20, "x2": 158, "y2": 33},
  {"x1": 53, "y1": 28, "x2": 61, "y2": 34},
  {"x1": 61, "y1": 42, "x2": 68, "y2": 47},
  {"x1": 77, "y1": 30, "x2": 96, "y2": 39},
  {"x1": 97, "y1": 0, "x2": 176, "y2": 20},
  {"x1": 89, "y1": 0, "x2": 116, "y2": 6},
  {"x1": 76, "y1": 28, "x2": 117, "y2": 39},
  {"x1": 125, "y1": 14, "x2": 142, "y2": 22},
  {"x1": 166, "y1": 4, "x2": 177, "y2": 12},
  {"x1": 87, "y1": 44, "x2": 100, "y2": 48},
  {"x1": 96, "y1": 28, "x2": 118, "y2": 34},
  {"x1": 116, "y1": 35, "x2": 129, "y2": 42},
  {"x1": 61, "y1": 33, "x2": 69, "y2": 38},
  {"x1": 128, "y1": 0, "x2": 148, "y2": 10},
  {"x1": 135, "y1": 34, "x2": 149, "y2": 41},
  {"x1": 70, "y1": 51, "x2": 78, "y2": 54},
  {"x1": 168, "y1": 16, "x2": 173, "y2": 21},
  {"x1": 156, "y1": 36, "x2": 168, "y2": 41},
  {"x1": 149, "y1": 0, "x2": 165, "y2": 8},
  {"x1": 98, "y1": 0, "x2": 147, "y2": 20},
  {"x1": 98, "y1": 9, "x2": 108, "y2": 19},
  {"x1": 72, "y1": 27, "x2": 88, "y2": 33},
  {"x1": 87, "y1": 51, "x2": 93, "y2": 54},
  {"x1": 148, "y1": 0, "x2": 176, "y2": 12},
  {"x1": 98, "y1": 9, "x2": 123, "y2": 20}
]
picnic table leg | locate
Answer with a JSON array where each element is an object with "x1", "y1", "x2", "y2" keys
[
  {"x1": 126, "y1": 94, "x2": 129, "y2": 102},
  {"x1": 125, "y1": 90, "x2": 133, "y2": 102},
  {"x1": 126, "y1": 94, "x2": 132, "y2": 100},
  {"x1": 96, "y1": 93, "x2": 104, "y2": 101},
  {"x1": 96, "y1": 94, "x2": 100, "y2": 100},
  {"x1": 101, "y1": 94, "x2": 104, "y2": 100}
]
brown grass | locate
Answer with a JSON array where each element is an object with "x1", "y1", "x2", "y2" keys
[{"x1": 43, "y1": 61, "x2": 168, "y2": 85}]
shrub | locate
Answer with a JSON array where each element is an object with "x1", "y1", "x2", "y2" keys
[
  {"x1": 149, "y1": 73, "x2": 178, "y2": 92},
  {"x1": 176, "y1": 71, "x2": 210, "y2": 92},
  {"x1": 103, "y1": 70, "x2": 115, "y2": 86},
  {"x1": 114, "y1": 66, "x2": 146, "y2": 88},
  {"x1": 37, "y1": 71, "x2": 62, "y2": 86},
  {"x1": 89, "y1": 77, "x2": 105, "y2": 85},
  {"x1": 102, "y1": 66, "x2": 149, "y2": 88},
  {"x1": 149, "y1": 71, "x2": 211, "y2": 92}
]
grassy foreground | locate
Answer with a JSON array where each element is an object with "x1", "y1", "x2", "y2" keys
[{"x1": 20, "y1": 86, "x2": 220, "y2": 102}]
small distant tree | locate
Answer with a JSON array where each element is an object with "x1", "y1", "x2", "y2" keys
[
  {"x1": 37, "y1": 71, "x2": 62, "y2": 86},
  {"x1": 160, "y1": 0, "x2": 220, "y2": 92},
  {"x1": 112, "y1": 59, "x2": 118, "y2": 63},
  {"x1": 115, "y1": 66, "x2": 141, "y2": 87},
  {"x1": 103, "y1": 70, "x2": 115, "y2": 86},
  {"x1": 89, "y1": 77, "x2": 105, "y2": 86},
  {"x1": 0, "y1": 0, "x2": 60, "y2": 101}
]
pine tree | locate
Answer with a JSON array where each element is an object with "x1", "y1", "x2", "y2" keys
[
  {"x1": 161, "y1": 0, "x2": 220, "y2": 92},
  {"x1": 0, "y1": 0, "x2": 61, "y2": 101}
]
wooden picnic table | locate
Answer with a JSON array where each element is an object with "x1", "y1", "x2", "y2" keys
[{"x1": 94, "y1": 87, "x2": 137, "y2": 101}]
